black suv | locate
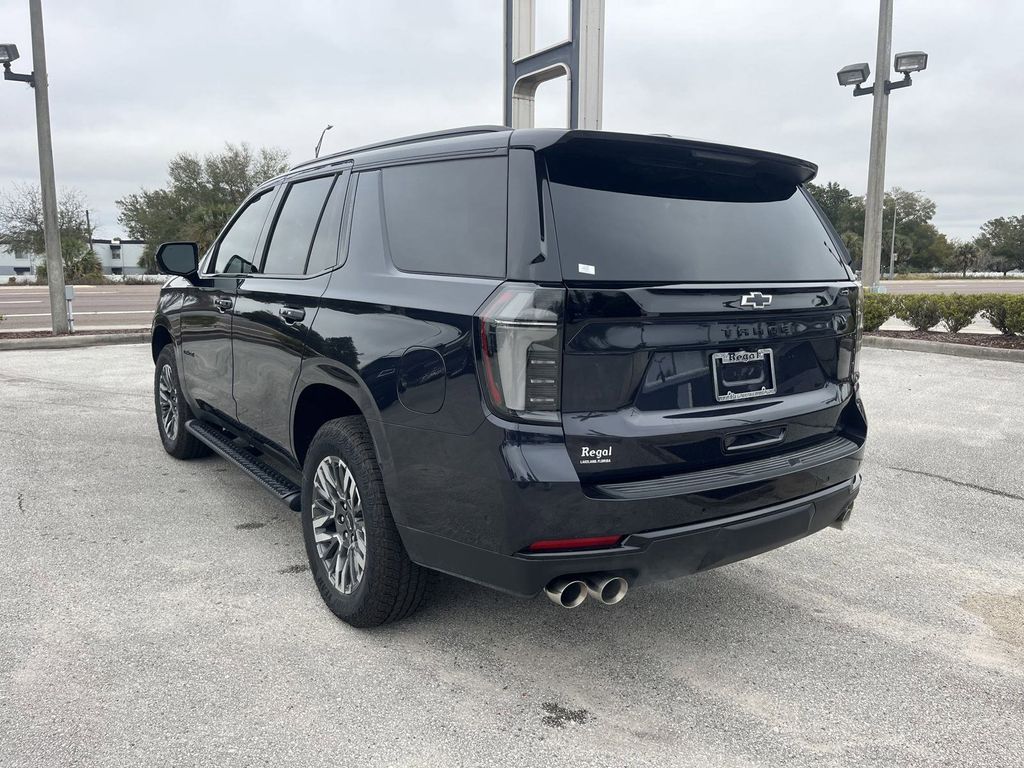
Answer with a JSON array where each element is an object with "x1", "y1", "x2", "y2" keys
[{"x1": 152, "y1": 127, "x2": 866, "y2": 626}]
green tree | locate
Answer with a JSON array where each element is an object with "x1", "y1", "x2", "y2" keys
[
  {"x1": 806, "y1": 181, "x2": 866, "y2": 268},
  {"x1": 949, "y1": 238, "x2": 980, "y2": 277},
  {"x1": 976, "y1": 216, "x2": 1024, "y2": 276},
  {"x1": 880, "y1": 188, "x2": 946, "y2": 273},
  {"x1": 0, "y1": 184, "x2": 101, "y2": 283},
  {"x1": 840, "y1": 231, "x2": 863, "y2": 267},
  {"x1": 117, "y1": 143, "x2": 288, "y2": 271}
]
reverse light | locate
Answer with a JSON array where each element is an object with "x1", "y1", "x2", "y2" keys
[
  {"x1": 477, "y1": 283, "x2": 565, "y2": 423},
  {"x1": 527, "y1": 536, "x2": 622, "y2": 553}
]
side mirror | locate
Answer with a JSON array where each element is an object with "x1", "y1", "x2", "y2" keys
[{"x1": 155, "y1": 242, "x2": 199, "y2": 277}]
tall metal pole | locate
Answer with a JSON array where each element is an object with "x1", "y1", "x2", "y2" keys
[
  {"x1": 861, "y1": 0, "x2": 893, "y2": 290},
  {"x1": 888, "y1": 198, "x2": 898, "y2": 278},
  {"x1": 29, "y1": 0, "x2": 69, "y2": 333}
]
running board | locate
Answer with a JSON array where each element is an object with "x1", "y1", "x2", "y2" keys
[{"x1": 185, "y1": 419, "x2": 302, "y2": 511}]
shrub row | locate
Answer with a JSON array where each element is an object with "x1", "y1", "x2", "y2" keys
[{"x1": 862, "y1": 293, "x2": 1024, "y2": 335}]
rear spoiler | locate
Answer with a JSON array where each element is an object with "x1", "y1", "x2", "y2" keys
[{"x1": 518, "y1": 129, "x2": 818, "y2": 186}]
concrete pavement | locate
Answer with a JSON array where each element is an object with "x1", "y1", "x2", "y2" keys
[{"x1": 0, "y1": 345, "x2": 1022, "y2": 767}]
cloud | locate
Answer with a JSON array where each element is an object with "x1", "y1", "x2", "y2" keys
[{"x1": 0, "y1": 0, "x2": 1020, "y2": 240}]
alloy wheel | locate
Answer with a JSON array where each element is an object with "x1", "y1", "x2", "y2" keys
[
  {"x1": 158, "y1": 364, "x2": 179, "y2": 441},
  {"x1": 311, "y1": 455, "x2": 367, "y2": 594}
]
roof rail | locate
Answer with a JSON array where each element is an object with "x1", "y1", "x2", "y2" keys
[{"x1": 290, "y1": 125, "x2": 511, "y2": 171}]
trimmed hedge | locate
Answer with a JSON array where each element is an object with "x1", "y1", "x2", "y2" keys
[
  {"x1": 938, "y1": 294, "x2": 984, "y2": 334},
  {"x1": 862, "y1": 293, "x2": 896, "y2": 332},
  {"x1": 895, "y1": 294, "x2": 943, "y2": 332},
  {"x1": 861, "y1": 292, "x2": 1023, "y2": 335},
  {"x1": 980, "y1": 294, "x2": 1024, "y2": 336}
]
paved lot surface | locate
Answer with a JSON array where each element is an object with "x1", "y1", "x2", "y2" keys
[
  {"x1": 881, "y1": 278, "x2": 1024, "y2": 295},
  {"x1": 0, "y1": 285, "x2": 159, "y2": 331},
  {"x1": 1, "y1": 345, "x2": 1022, "y2": 767}
]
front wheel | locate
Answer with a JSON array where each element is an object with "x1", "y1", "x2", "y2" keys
[
  {"x1": 154, "y1": 345, "x2": 210, "y2": 460},
  {"x1": 301, "y1": 417, "x2": 426, "y2": 627}
]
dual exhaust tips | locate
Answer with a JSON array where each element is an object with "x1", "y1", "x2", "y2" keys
[{"x1": 544, "y1": 574, "x2": 629, "y2": 608}]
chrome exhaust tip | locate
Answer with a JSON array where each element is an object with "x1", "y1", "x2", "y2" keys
[
  {"x1": 544, "y1": 577, "x2": 588, "y2": 608},
  {"x1": 585, "y1": 575, "x2": 629, "y2": 605}
]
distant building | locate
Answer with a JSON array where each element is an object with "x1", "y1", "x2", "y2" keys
[
  {"x1": 0, "y1": 246, "x2": 35, "y2": 276},
  {"x1": 90, "y1": 238, "x2": 148, "y2": 275},
  {"x1": 0, "y1": 238, "x2": 149, "y2": 277}
]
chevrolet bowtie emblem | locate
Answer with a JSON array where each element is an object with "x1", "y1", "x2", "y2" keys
[{"x1": 740, "y1": 291, "x2": 773, "y2": 309}]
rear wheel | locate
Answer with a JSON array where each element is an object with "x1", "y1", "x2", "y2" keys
[
  {"x1": 301, "y1": 417, "x2": 426, "y2": 627},
  {"x1": 154, "y1": 345, "x2": 210, "y2": 460}
]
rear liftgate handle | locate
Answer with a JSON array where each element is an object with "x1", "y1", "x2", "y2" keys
[{"x1": 723, "y1": 427, "x2": 786, "y2": 452}]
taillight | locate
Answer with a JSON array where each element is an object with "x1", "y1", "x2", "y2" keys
[
  {"x1": 854, "y1": 283, "x2": 864, "y2": 380},
  {"x1": 476, "y1": 282, "x2": 565, "y2": 423}
]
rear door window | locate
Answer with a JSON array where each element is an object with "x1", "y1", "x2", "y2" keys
[
  {"x1": 305, "y1": 174, "x2": 348, "y2": 274},
  {"x1": 262, "y1": 175, "x2": 335, "y2": 275},
  {"x1": 544, "y1": 150, "x2": 850, "y2": 283},
  {"x1": 380, "y1": 158, "x2": 506, "y2": 278}
]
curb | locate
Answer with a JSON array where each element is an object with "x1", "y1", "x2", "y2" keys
[
  {"x1": 863, "y1": 334, "x2": 1024, "y2": 363},
  {"x1": 0, "y1": 332, "x2": 149, "y2": 352}
]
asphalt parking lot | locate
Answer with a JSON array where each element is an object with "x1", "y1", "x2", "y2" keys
[{"x1": 1, "y1": 344, "x2": 1022, "y2": 767}]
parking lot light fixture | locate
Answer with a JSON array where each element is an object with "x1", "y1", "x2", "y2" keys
[
  {"x1": 894, "y1": 50, "x2": 928, "y2": 73},
  {"x1": 836, "y1": 0, "x2": 929, "y2": 291},
  {"x1": 0, "y1": 43, "x2": 21, "y2": 63},
  {"x1": 837, "y1": 62, "x2": 871, "y2": 94},
  {"x1": 1, "y1": 42, "x2": 34, "y2": 84},
  {"x1": 4, "y1": 0, "x2": 72, "y2": 334}
]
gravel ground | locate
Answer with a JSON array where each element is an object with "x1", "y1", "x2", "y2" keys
[{"x1": 0, "y1": 345, "x2": 1021, "y2": 767}]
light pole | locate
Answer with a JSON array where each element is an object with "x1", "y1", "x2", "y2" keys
[
  {"x1": 887, "y1": 188, "x2": 922, "y2": 279},
  {"x1": 836, "y1": 0, "x2": 928, "y2": 291},
  {"x1": 314, "y1": 124, "x2": 333, "y2": 158},
  {"x1": 2, "y1": 0, "x2": 69, "y2": 334}
]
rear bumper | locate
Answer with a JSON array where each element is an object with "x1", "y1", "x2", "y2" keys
[{"x1": 399, "y1": 474, "x2": 861, "y2": 597}]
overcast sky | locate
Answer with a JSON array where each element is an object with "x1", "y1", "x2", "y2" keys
[{"x1": 0, "y1": 0, "x2": 1021, "y2": 240}]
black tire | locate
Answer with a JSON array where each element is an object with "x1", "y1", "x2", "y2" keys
[
  {"x1": 154, "y1": 345, "x2": 210, "y2": 460},
  {"x1": 301, "y1": 416, "x2": 426, "y2": 627}
]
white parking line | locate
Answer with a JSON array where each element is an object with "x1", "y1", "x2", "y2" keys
[{"x1": 0, "y1": 300, "x2": 43, "y2": 304}]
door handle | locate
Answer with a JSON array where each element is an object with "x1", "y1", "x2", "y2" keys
[
  {"x1": 279, "y1": 306, "x2": 306, "y2": 323},
  {"x1": 214, "y1": 297, "x2": 234, "y2": 312}
]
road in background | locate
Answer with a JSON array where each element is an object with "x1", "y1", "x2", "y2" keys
[
  {"x1": 882, "y1": 279, "x2": 1024, "y2": 295},
  {"x1": 0, "y1": 285, "x2": 160, "y2": 331},
  {"x1": 0, "y1": 344, "x2": 1022, "y2": 767}
]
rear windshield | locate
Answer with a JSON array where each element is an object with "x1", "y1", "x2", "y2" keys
[{"x1": 544, "y1": 148, "x2": 849, "y2": 283}]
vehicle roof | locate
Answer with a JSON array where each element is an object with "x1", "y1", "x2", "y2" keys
[{"x1": 270, "y1": 126, "x2": 818, "y2": 185}]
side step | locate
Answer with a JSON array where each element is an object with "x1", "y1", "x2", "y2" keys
[{"x1": 186, "y1": 419, "x2": 302, "y2": 511}]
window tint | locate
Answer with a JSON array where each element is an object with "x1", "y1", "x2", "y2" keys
[
  {"x1": 214, "y1": 190, "x2": 274, "y2": 273},
  {"x1": 305, "y1": 175, "x2": 348, "y2": 274},
  {"x1": 545, "y1": 151, "x2": 849, "y2": 283},
  {"x1": 262, "y1": 176, "x2": 335, "y2": 275},
  {"x1": 381, "y1": 158, "x2": 506, "y2": 278},
  {"x1": 347, "y1": 171, "x2": 387, "y2": 267}
]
